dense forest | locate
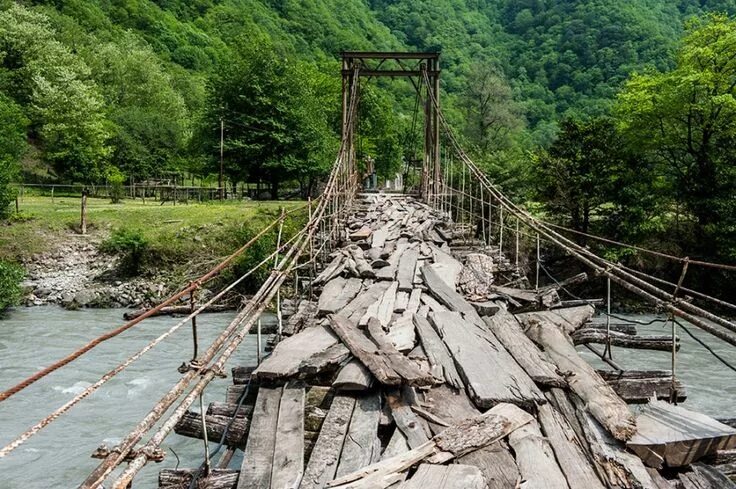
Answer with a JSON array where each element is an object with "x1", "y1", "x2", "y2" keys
[{"x1": 1, "y1": 0, "x2": 736, "y2": 299}]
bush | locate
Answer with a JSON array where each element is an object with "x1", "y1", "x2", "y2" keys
[
  {"x1": 0, "y1": 260, "x2": 24, "y2": 311},
  {"x1": 107, "y1": 167, "x2": 125, "y2": 204},
  {"x1": 100, "y1": 228, "x2": 149, "y2": 275}
]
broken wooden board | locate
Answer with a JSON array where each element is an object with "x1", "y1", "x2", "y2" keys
[
  {"x1": 270, "y1": 382, "x2": 305, "y2": 489},
  {"x1": 335, "y1": 393, "x2": 382, "y2": 478},
  {"x1": 628, "y1": 400, "x2": 736, "y2": 468},
  {"x1": 398, "y1": 463, "x2": 486, "y2": 489},
  {"x1": 283, "y1": 300, "x2": 318, "y2": 336},
  {"x1": 327, "y1": 403, "x2": 534, "y2": 489},
  {"x1": 300, "y1": 394, "x2": 357, "y2": 489},
  {"x1": 318, "y1": 277, "x2": 363, "y2": 315},
  {"x1": 253, "y1": 324, "x2": 343, "y2": 380},
  {"x1": 350, "y1": 226, "x2": 372, "y2": 241},
  {"x1": 430, "y1": 311, "x2": 544, "y2": 409},
  {"x1": 597, "y1": 370, "x2": 687, "y2": 404},
  {"x1": 412, "y1": 314, "x2": 463, "y2": 389},
  {"x1": 420, "y1": 264, "x2": 483, "y2": 324},
  {"x1": 523, "y1": 314, "x2": 636, "y2": 441},
  {"x1": 385, "y1": 389, "x2": 430, "y2": 449},
  {"x1": 341, "y1": 281, "x2": 392, "y2": 324},
  {"x1": 333, "y1": 359, "x2": 374, "y2": 391},
  {"x1": 516, "y1": 305, "x2": 595, "y2": 335},
  {"x1": 537, "y1": 402, "x2": 605, "y2": 489},
  {"x1": 328, "y1": 315, "x2": 434, "y2": 387},
  {"x1": 483, "y1": 308, "x2": 565, "y2": 388},
  {"x1": 508, "y1": 420, "x2": 570, "y2": 489}
]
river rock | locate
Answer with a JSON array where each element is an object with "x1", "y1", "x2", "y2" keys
[{"x1": 74, "y1": 290, "x2": 98, "y2": 307}]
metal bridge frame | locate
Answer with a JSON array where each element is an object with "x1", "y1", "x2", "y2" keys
[{"x1": 341, "y1": 52, "x2": 441, "y2": 199}]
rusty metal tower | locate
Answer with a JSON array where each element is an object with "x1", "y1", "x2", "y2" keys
[{"x1": 341, "y1": 52, "x2": 441, "y2": 199}]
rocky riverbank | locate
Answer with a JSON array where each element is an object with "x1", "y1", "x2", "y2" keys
[{"x1": 20, "y1": 236, "x2": 167, "y2": 309}]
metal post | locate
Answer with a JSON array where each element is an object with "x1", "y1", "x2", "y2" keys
[
  {"x1": 199, "y1": 393, "x2": 211, "y2": 475},
  {"x1": 498, "y1": 207, "x2": 504, "y2": 263},
  {"x1": 515, "y1": 218, "x2": 520, "y2": 268},
  {"x1": 219, "y1": 117, "x2": 224, "y2": 201},
  {"x1": 605, "y1": 277, "x2": 612, "y2": 359},
  {"x1": 256, "y1": 319, "x2": 262, "y2": 365},
  {"x1": 535, "y1": 234, "x2": 541, "y2": 291},
  {"x1": 190, "y1": 286, "x2": 198, "y2": 360},
  {"x1": 80, "y1": 189, "x2": 88, "y2": 235}
]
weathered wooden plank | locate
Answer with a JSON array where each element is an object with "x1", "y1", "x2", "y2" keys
[
  {"x1": 253, "y1": 324, "x2": 341, "y2": 380},
  {"x1": 385, "y1": 389, "x2": 430, "y2": 449},
  {"x1": 597, "y1": 370, "x2": 687, "y2": 404},
  {"x1": 420, "y1": 264, "x2": 483, "y2": 324},
  {"x1": 342, "y1": 281, "x2": 392, "y2": 324},
  {"x1": 207, "y1": 401, "x2": 254, "y2": 419},
  {"x1": 428, "y1": 243, "x2": 463, "y2": 288},
  {"x1": 328, "y1": 315, "x2": 433, "y2": 387},
  {"x1": 237, "y1": 386, "x2": 282, "y2": 489},
  {"x1": 335, "y1": 393, "x2": 382, "y2": 478},
  {"x1": 429, "y1": 311, "x2": 544, "y2": 408},
  {"x1": 174, "y1": 411, "x2": 249, "y2": 448},
  {"x1": 318, "y1": 278, "x2": 363, "y2": 315},
  {"x1": 386, "y1": 313, "x2": 416, "y2": 352},
  {"x1": 382, "y1": 427, "x2": 410, "y2": 460},
  {"x1": 458, "y1": 442, "x2": 520, "y2": 489},
  {"x1": 350, "y1": 226, "x2": 372, "y2": 241},
  {"x1": 374, "y1": 281, "x2": 398, "y2": 327},
  {"x1": 283, "y1": 301, "x2": 318, "y2": 336},
  {"x1": 679, "y1": 463, "x2": 736, "y2": 489},
  {"x1": 333, "y1": 359, "x2": 374, "y2": 391},
  {"x1": 508, "y1": 420, "x2": 570, "y2": 489},
  {"x1": 397, "y1": 248, "x2": 419, "y2": 292},
  {"x1": 628, "y1": 400, "x2": 736, "y2": 468},
  {"x1": 483, "y1": 308, "x2": 565, "y2": 388},
  {"x1": 300, "y1": 395, "x2": 357, "y2": 489},
  {"x1": 516, "y1": 306, "x2": 595, "y2": 335},
  {"x1": 412, "y1": 314, "x2": 463, "y2": 389},
  {"x1": 347, "y1": 245, "x2": 376, "y2": 279},
  {"x1": 327, "y1": 403, "x2": 534, "y2": 489},
  {"x1": 398, "y1": 463, "x2": 485, "y2": 489},
  {"x1": 270, "y1": 382, "x2": 305, "y2": 489},
  {"x1": 159, "y1": 469, "x2": 239, "y2": 489},
  {"x1": 537, "y1": 402, "x2": 605, "y2": 489},
  {"x1": 524, "y1": 314, "x2": 636, "y2": 441},
  {"x1": 313, "y1": 255, "x2": 344, "y2": 286},
  {"x1": 572, "y1": 328, "x2": 679, "y2": 352}
]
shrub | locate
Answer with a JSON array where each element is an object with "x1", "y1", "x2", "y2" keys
[
  {"x1": 107, "y1": 167, "x2": 125, "y2": 204},
  {"x1": 0, "y1": 260, "x2": 24, "y2": 311},
  {"x1": 101, "y1": 228, "x2": 149, "y2": 275}
]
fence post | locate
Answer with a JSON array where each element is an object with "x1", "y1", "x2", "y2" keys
[{"x1": 81, "y1": 188, "x2": 88, "y2": 235}]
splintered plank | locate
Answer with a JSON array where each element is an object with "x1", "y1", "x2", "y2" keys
[
  {"x1": 334, "y1": 359, "x2": 374, "y2": 391},
  {"x1": 319, "y1": 277, "x2": 363, "y2": 315},
  {"x1": 429, "y1": 311, "x2": 544, "y2": 409},
  {"x1": 537, "y1": 402, "x2": 605, "y2": 489},
  {"x1": 398, "y1": 463, "x2": 486, "y2": 489},
  {"x1": 253, "y1": 324, "x2": 341, "y2": 380},
  {"x1": 342, "y1": 281, "x2": 392, "y2": 324},
  {"x1": 385, "y1": 389, "x2": 430, "y2": 449},
  {"x1": 458, "y1": 442, "x2": 520, "y2": 489},
  {"x1": 335, "y1": 393, "x2": 382, "y2": 478},
  {"x1": 412, "y1": 314, "x2": 463, "y2": 389},
  {"x1": 628, "y1": 400, "x2": 736, "y2": 468},
  {"x1": 237, "y1": 386, "x2": 282, "y2": 489},
  {"x1": 328, "y1": 315, "x2": 433, "y2": 387},
  {"x1": 327, "y1": 403, "x2": 534, "y2": 489},
  {"x1": 515, "y1": 306, "x2": 595, "y2": 335},
  {"x1": 271, "y1": 382, "x2": 306, "y2": 489},
  {"x1": 508, "y1": 420, "x2": 570, "y2": 489},
  {"x1": 300, "y1": 395, "x2": 357, "y2": 489},
  {"x1": 397, "y1": 248, "x2": 419, "y2": 292},
  {"x1": 523, "y1": 314, "x2": 636, "y2": 441},
  {"x1": 483, "y1": 309, "x2": 565, "y2": 388},
  {"x1": 420, "y1": 264, "x2": 483, "y2": 324},
  {"x1": 159, "y1": 468, "x2": 239, "y2": 489}
]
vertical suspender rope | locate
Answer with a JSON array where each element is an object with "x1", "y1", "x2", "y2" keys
[
  {"x1": 670, "y1": 258, "x2": 689, "y2": 403},
  {"x1": 498, "y1": 207, "x2": 504, "y2": 263},
  {"x1": 515, "y1": 218, "x2": 520, "y2": 269},
  {"x1": 535, "y1": 234, "x2": 541, "y2": 292},
  {"x1": 190, "y1": 284, "x2": 198, "y2": 361},
  {"x1": 274, "y1": 208, "x2": 285, "y2": 340},
  {"x1": 480, "y1": 185, "x2": 486, "y2": 245},
  {"x1": 605, "y1": 277, "x2": 612, "y2": 359},
  {"x1": 198, "y1": 393, "x2": 211, "y2": 476}
]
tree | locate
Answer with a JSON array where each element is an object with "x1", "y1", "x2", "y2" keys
[
  {"x1": 460, "y1": 64, "x2": 525, "y2": 154},
  {"x1": 534, "y1": 117, "x2": 655, "y2": 238},
  {"x1": 0, "y1": 93, "x2": 27, "y2": 218},
  {"x1": 617, "y1": 14, "x2": 736, "y2": 257},
  {"x1": 0, "y1": 4, "x2": 110, "y2": 182}
]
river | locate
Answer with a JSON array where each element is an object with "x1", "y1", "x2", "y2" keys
[{"x1": 0, "y1": 307, "x2": 735, "y2": 488}]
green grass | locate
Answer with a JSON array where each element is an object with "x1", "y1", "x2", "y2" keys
[{"x1": 0, "y1": 196, "x2": 301, "y2": 264}]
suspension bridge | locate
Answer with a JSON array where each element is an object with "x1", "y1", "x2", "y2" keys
[{"x1": 1, "y1": 52, "x2": 736, "y2": 488}]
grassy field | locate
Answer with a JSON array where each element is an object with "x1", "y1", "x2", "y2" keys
[{"x1": 1, "y1": 196, "x2": 301, "y2": 262}]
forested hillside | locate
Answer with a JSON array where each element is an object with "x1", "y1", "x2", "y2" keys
[{"x1": 1, "y1": 0, "x2": 736, "y2": 288}]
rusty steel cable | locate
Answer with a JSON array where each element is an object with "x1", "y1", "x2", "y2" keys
[
  {"x1": 0, "y1": 217, "x2": 311, "y2": 459},
  {"x1": 0, "y1": 202, "x2": 309, "y2": 404}
]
